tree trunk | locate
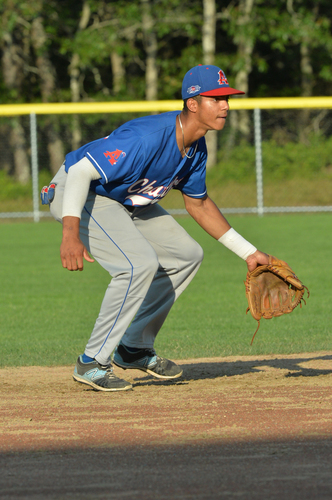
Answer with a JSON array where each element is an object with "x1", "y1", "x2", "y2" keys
[
  {"x1": 1, "y1": 32, "x2": 30, "y2": 182},
  {"x1": 232, "y1": 37, "x2": 253, "y2": 137},
  {"x1": 228, "y1": 0, "x2": 255, "y2": 143},
  {"x1": 287, "y1": 0, "x2": 315, "y2": 142},
  {"x1": 31, "y1": 16, "x2": 65, "y2": 174},
  {"x1": 69, "y1": 2, "x2": 91, "y2": 150},
  {"x1": 202, "y1": 0, "x2": 216, "y2": 65},
  {"x1": 141, "y1": 0, "x2": 158, "y2": 101},
  {"x1": 298, "y1": 39, "x2": 313, "y2": 143},
  {"x1": 10, "y1": 118, "x2": 30, "y2": 184},
  {"x1": 1, "y1": 32, "x2": 24, "y2": 89},
  {"x1": 69, "y1": 53, "x2": 82, "y2": 151},
  {"x1": 110, "y1": 51, "x2": 125, "y2": 94},
  {"x1": 0, "y1": 124, "x2": 12, "y2": 174},
  {"x1": 203, "y1": 0, "x2": 217, "y2": 169}
]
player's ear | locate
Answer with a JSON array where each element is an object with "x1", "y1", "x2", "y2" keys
[{"x1": 186, "y1": 97, "x2": 199, "y2": 113}]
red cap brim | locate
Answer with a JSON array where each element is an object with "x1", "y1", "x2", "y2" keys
[{"x1": 200, "y1": 87, "x2": 245, "y2": 96}]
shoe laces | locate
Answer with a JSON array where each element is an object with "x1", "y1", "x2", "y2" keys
[{"x1": 99, "y1": 363, "x2": 115, "y2": 378}]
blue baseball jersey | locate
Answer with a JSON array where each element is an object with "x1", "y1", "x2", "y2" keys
[{"x1": 65, "y1": 111, "x2": 207, "y2": 207}]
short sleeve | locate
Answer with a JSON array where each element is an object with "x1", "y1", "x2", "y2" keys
[{"x1": 175, "y1": 138, "x2": 207, "y2": 198}]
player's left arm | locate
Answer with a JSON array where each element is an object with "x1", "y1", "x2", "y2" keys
[
  {"x1": 183, "y1": 193, "x2": 231, "y2": 238},
  {"x1": 183, "y1": 194, "x2": 269, "y2": 271}
]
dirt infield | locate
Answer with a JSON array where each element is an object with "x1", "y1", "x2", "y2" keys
[{"x1": 1, "y1": 352, "x2": 332, "y2": 499}]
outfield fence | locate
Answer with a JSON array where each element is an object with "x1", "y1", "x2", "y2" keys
[{"x1": 0, "y1": 97, "x2": 332, "y2": 221}]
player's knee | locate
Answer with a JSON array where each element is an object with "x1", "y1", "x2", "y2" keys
[
  {"x1": 146, "y1": 253, "x2": 159, "y2": 277},
  {"x1": 135, "y1": 247, "x2": 159, "y2": 280}
]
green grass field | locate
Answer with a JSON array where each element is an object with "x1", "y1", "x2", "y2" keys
[{"x1": 0, "y1": 213, "x2": 331, "y2": 368}]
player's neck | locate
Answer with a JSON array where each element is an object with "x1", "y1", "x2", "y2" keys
[{"x1": 176, "y1": 112, "x2": 206, "y2": 158}]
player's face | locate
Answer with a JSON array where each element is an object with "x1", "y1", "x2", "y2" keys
[{"x1": 196, "y1": 95, "x2": 230, "y2": 131}]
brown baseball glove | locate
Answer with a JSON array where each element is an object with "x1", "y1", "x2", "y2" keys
[{"x1": 245, "y1": 255, "x2": 309, "y2": 344}]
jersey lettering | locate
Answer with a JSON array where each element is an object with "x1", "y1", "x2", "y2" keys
[
  {"x1": 127, "y1": 179, "x2": 150, "y2": 193},
  {"x1": 138, "y1": 181, "x2": 159, "y2": 195},
  {"x1": 126, "y1": 176, "x2": 183, "y2": 205},
  {"x1": 103, "y1": 149, "x2": 126, "y2": 165},
  {"x1": 218, "y1": 70, "x2": 228, "y2": 86}
]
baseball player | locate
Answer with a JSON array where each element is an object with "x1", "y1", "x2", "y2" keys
[{"x1": 42, "y1": 64, "x2": 269, "y2": 392}]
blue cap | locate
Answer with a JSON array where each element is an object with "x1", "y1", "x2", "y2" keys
[{"x1": 182, "y1": 65, "x2": 245, "y2": 100}]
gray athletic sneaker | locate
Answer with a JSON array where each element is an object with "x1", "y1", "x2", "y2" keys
[
  {"x1": 113, "y1": 342, "x2": 183, "y2": 380},
  {"x1": 73, "y1": 355, "x2": 132, "y2": 392}
]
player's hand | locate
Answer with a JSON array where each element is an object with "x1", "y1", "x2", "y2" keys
[
  {"x1": 60, "y1": 235, "x2": 94, "y2": 271},
  {"x1": 60, "y1": 216, "x2": 94, "y2": 271},
  {"x1": 246, "y1": 250, "x2": 269, "y2": 272}
]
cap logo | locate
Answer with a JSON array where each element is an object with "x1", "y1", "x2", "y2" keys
[
  {"x1": 218, "y1": 70, "x2": 229, "y2": 86},
  {"x1": 187, "y1": 85, "x2": 201, "y2": 94}
]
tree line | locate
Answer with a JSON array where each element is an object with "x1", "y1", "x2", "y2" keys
[{"x1": 0, "y1": 0, "x2": 331, "y2": 182}]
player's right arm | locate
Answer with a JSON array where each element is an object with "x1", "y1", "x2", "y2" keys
[
  {"x1": 60, "y1": 157, "x2": 101, "y2": 271},
  {"x1": 61, "y1": 216, "x2": 94, "y2": 271}
]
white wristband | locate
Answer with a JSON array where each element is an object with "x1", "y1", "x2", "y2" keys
[{"x1": 218, "y1": 228, "x2": 257, "y2": 260}]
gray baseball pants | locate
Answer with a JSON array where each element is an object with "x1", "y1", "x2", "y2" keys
[{"x1": 50, "y1": 165, "x2": 204, "y2": 365}]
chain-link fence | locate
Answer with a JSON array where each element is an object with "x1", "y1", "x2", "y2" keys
[{"x1": 0, "y1": 98, "x2": 331, "y2": 221}]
